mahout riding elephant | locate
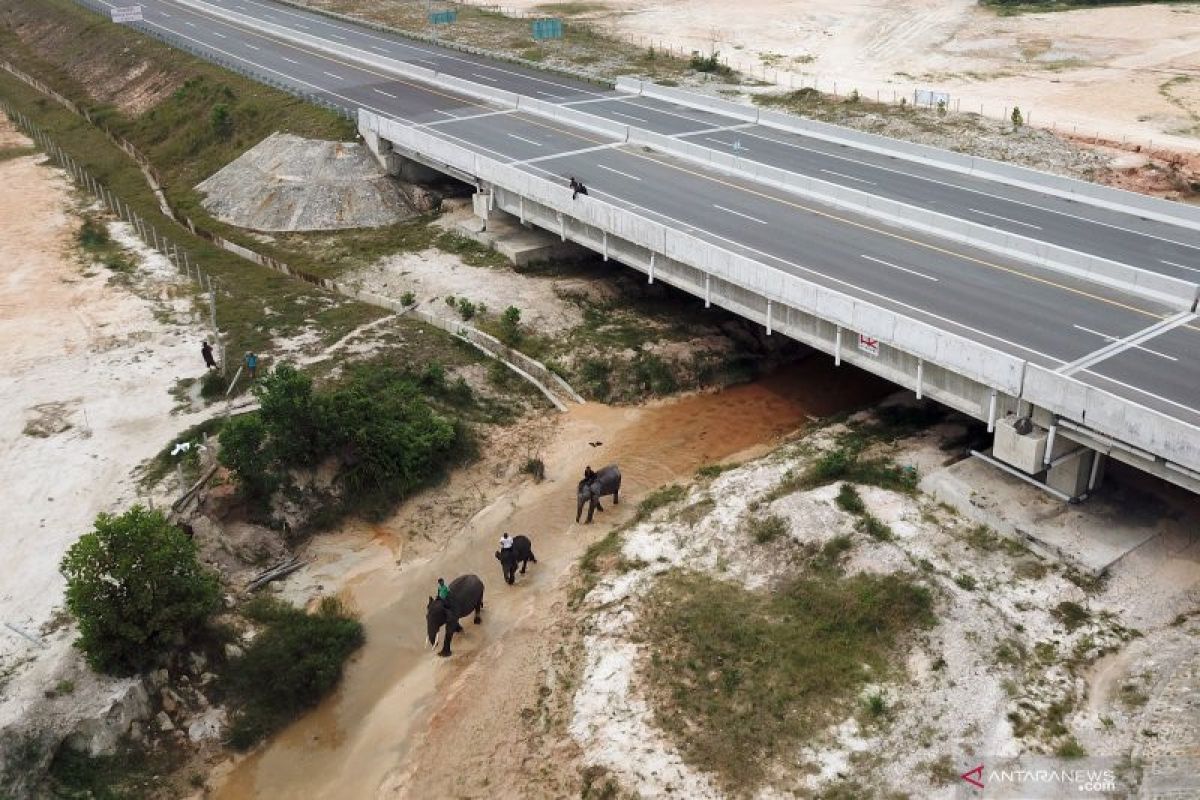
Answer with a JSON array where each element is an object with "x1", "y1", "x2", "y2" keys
[
  {"x1": 426, "y1": 574, "x2": 484, "y2": 657},
  {"x1": 495, "y1": 535, "x2": 537, "y2": 585},
  {"x1": 576, "y1": 464, "x2": 621, "y2": 524}
]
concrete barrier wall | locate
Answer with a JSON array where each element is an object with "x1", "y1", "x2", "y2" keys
[
  {"x1": 1022, "y1": 365, "x2": 1200, "y2": 473},
  {"x1": 624, "y1": 128, "x2": 1199, "y2": 310},
  {"x1": 620, "y1": 79, "x2": 1200, "y2": 230},
  {"x1": 364, "y1": 108, "x2": 1029, "y2": 398}
]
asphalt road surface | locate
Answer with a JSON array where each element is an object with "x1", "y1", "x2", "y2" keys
[{"x1": 88, "y1": 0, "x2": 1200, "y2": 427}]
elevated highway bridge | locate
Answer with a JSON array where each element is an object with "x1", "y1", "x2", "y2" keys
[{"x1": 76, "y1": 0, "x2": 1200, "y2": 498}]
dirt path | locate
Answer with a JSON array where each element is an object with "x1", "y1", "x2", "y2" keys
[{"x1": 208, "y1": 361, "x2": 890, "y2": 798}]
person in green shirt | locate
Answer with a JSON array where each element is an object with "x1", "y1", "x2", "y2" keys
[{"x1": 436, "y1": 578, "x2": 451, "y2": 605}]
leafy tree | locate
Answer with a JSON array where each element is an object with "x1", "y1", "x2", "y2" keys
[
  {"x1": 217, "y1": 414, "x2": 275, "y2": 498},
  {"x1": 498, "y1": 305, "x2": 522, "y2": 347},
  {"x1": 60, "y1": 507, "x2": 219, "y2": 674},
  {"x1": 255, "y1": 364, "x2": 327, "y2": 466}
]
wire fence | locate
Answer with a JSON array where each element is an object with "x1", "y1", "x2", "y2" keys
[{"x1": 0, "y1": 58, "x2": 583, "y2": 408}]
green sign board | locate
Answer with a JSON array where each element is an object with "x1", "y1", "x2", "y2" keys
[
  {"x1": 531, "y1": 18, "x2": 563, "y2": 40},
  {"x1": 429, "y1": 10, "x2": 457, "y2": 24}
]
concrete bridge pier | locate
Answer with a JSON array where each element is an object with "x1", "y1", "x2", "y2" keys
[{"x1": 991, "y1": 414, "x2": 1106, "y2": 501}]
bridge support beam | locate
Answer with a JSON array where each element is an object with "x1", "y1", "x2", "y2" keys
[
  {"x1": 765, "y1": 300, "x2": 773, "y2": 336},
  {"x1": 915, "y1": 358, "x2": 924, "y2": 400},
  {"x1": 987, "y1": 389, "x2": 998, "y2": 433},
  {"x1": 648, "y1": 253, "x2": 655, "y2": 284},
  {"x1": 834, "y1": 326, "x2": 842, "y2": 366},
  {"x1": 704, "y1": 274, "x2": 711, "y2": 308}
]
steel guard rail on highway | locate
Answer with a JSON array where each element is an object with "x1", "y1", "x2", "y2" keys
[
  {"x1": 362, "y1": 108, "x2": 1028, "y2": 397},
  {"x1": 617, "y1": 78, "x2": 1200, "y2": 231}
]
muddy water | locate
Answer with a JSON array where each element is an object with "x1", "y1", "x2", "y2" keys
[{"x1": 212, "y1": 359, "x2": 888, "y2": 799}]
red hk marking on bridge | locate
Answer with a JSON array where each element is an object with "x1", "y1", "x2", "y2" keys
[{"x1": 961, "y1": 763, "x2": 985, "y2": 789}]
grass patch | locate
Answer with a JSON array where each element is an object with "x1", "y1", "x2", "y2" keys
[
  {"x1": 640, "y1": 569, "x2": 935, "y2": 789},
  {"x1": 635, "y1": 484, "x2": 686, "y2": 522},
  {"x1": 747, "y1": 513, "x2": 788, "y2": 544},
  {"x1": 46, "y1": 746, "x2": 177, "y2": 799},
  {"x1": 771, "y1": 448, "x2": 917, "y2": 500},
  {"x1": 1052, "y1": 601, "x2": 1091, "y2": 632},
  {"x1": 835, "y1": 483, "x2": 865, "y2": 514},
  {"x1": 858, "y1": 513, "x2": 893, "y2": 541},
  {"x1": 676, "y1": 496, "x2": 716, "y2": 527},
  {"x1": 0, "y1": 144, "x2": 37, "y2": 162},
  {"x1": 139, "y1": 416, "x2": 227, "y2": 489},
  {"x1": 696, "y1": 462, "x2": 737, "y2": 479},
  {"x1": 223, "y1": 596, "x2": 364, "y2": 749}
]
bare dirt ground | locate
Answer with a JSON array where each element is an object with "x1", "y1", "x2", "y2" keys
[
  {"x1": 201, "y1": 361, "x2": 892, "y2": 798},
  {"x1": 497, "y1": 0, "x2": 1200, "y2": 153},
  {"x1": 0, "y1": 112, "x2": 217, "y2": 761},
  {"x1": 564, "y1": 404, "x2": 1200, "y2": 798}
]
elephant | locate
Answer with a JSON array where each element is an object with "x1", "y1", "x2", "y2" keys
[
  {"x1": 576, "y1": 464, "x2": 621, "y2": 524},
  {"x1": 426, "y1": 574, "x2": 484, "y2": 657},
  {"x1": 495, "y1": 535, "x2": 537, "y2": 585}
]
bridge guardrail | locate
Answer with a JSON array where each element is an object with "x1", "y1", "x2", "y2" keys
[
  {"x1": 365, "y1": 108, "x2": 1029, "y2": 398},
  {"x1": 617, "y1": 78, "x2": 1200, "y2": 231},
  {"x1": 1022, "y1": 364, "x2": 1200, "y2": 474}
]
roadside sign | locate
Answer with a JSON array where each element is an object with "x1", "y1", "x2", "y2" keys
[
  {"x1": 428, "y1": 10, "x2": 457, "y2": 25},
  {"x1": 531, "y1": 18, "x2": 563, "y2": 40},
  {"x1": 858, "y1": 334, "x2": 879, "y2": 357},
  {"x1": 110, "y1": 5, "x2": 143, "y2": 23}
]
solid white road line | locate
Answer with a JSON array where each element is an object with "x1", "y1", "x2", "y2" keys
[
  {"x1": 861, "y1": 254, "x2": 938, "y2": 281},
  {"x1": 508, "y1": 134, "x2": 543, "y2": 147},
  {"x1": 280, "y1": 56, "x2": 299, "y2": 64},
  {"x1": 184, "y1": 20, "x2": 196, "y2": 27},
  {"x1": 1161, "y1": 259, "x2": 1200, "y2": 274},
  {"x1": 330, "y1": 33, "x2": 346, "y2": 40},
  {"x1": 714, "y1": 204, "x2": 768, "y2": 225},
  {"x1": 244, "y1": 43, "x2": 259, "y2": 50},
  {"x1": 1072, "y1": 325, "x2": 1177, "y2": 361},
  {"x1": 969, "y1": 208, "x2": 1042, "y2": 230},
  {"x1": 611, "y1": 111, "x2": 648, "y2": 122},
  {"x1": 371, "y1": 45, "x2": 388, "y2": 53},
  {"x1": 537, "y1": 91, "x2": 566, "y2": 99},
  {"x1": 323, "y1": 71, "x2": 344, "y2": 80},
  {"x1": 160, "y1": 10, "x2": 172, "y2": 16},
  {"x1": 821, "y1": 168, "x2": 875, "y2": 185},
  {"x1": 373, "y1": 88, "x2": 397, "y2": 98},
  {"x1": 212, "y1": 31, "x2": 226, "y2": 38},
  {"x1": 471, "y1": 72, "x2": 500, "y2": 82},
  {"x1": 596, "y1": 164, "x2": 642, "y2": 181}
]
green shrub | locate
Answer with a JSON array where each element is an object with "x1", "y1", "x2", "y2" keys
[
  {"x1": 60, "y1": 507, "x2": 219, "y2": 674},
  {"x1": 579, "y1": 358, "x2": 612, "y2": 401},
  {"x1": 1052, "y1": 600, "x2": 1091, "y2": 632},
  {"x1": 859, "y1": 513, "x2": 893, "y2": 541},
  {"x1": 224, "y1": 597, "x2": 364, "y2": 749},
  {"x1": 210, "y1": 103, "x2": 233, "y2": 139},
  {"x1": 498, "y1": 305, "x2": 522, "y2": 347},
  {"x1": 835, "y1": 483, "x2": 865, "y2": 514},
  {"x1": 199, "y1": 368, "x2": 227, "y2": 399},
  {"x1": 748, "y1": 514, "x2": 788, "y2": 544},
  {"x1": 522, "y1": 457, "x2": 546, "y2": 481},
  {"x1": 217, "y1": 364, "x2": 465, "y2": 516},
  {"x1": 77, "y1": 219, "x2": 109, "y2": 248},
  {"x1": 954, "y1": 574, "x2": 978, "y2": 591},
  {"x1": 457, "y1": 298, "x2": 477, "y2": 321},
  {"x1": 400, "y1": 291, "x2": 415, "y2": 306}
]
